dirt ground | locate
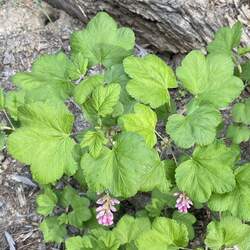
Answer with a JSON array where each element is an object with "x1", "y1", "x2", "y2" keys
[{"x1": 0, "y1": 0, "x2": 82, "y2": 249}]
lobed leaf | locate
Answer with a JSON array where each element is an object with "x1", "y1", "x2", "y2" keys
[
  {"x1": 176, "y1": 51, "x2": 243, "y2": 108},
  {"x1": 81, "y1": 132, "x2": 168, "y2": 198},
  {"x1": 91, "y1": 84, "x2": 121, "y2": 117},
  {"x1": 175, "y1": 142, "x2": 237, "y2": 203},
  {"x1": 113, "y1": 215, "x2": 151, "y2": 247},
  {"x1": 232, "y1": 98, "x2": 250, "y2": 125},
  {"x1": 67, "y1": 195, "x2": 92, "y2": 228},
  {"x1": 66, "y1": 236, "x2": 92, "y2": 250},
  {"x1": 4, "y1": 90, "x2": 25, "y2": 120},
  {"x1": 74, "y1": 75, "x2": 104, "y2": 105},
  {"x1": 57, "y1": 186, "x2": 92, "y2": 228},
  {"x1": 105, "y1": 64, "x2": 136, "y2": 114},
  {"x1": 124, "y1": 54, "x2": 177, "y2": 108},
  {"x1": 208, "y1": 163, "x2": 250, "y2": 220},
  {"x1": 205, "y1": 216, "x2": 250, "y2": 250},
  {"x1": 36, "y1": 188, "x2": 58, "y2": 216},
  {"x1": 166, "y1": 105, "x2": 221, "y2": 148},
  {"x1": 226, "y1": 124, "x2": 250, "y2": 144},
  {"x1": 67, "y1": 53, "x2": 88, "y2": 80},
  {"x1": 135, "y1": 217, "x2": 189, "y2": 250},
  {"x1": 80, "y1": 129, "x2": 108, "y2": 158},
  {"x1": 71, "y1": 12, "x2": 135, "y2": 68},
  {"x1": 8, "y1": 102, "x2": 77, "y2": 184},
  {"x1": 119, "y1": 103, "x2": 157, "y2": 147},
  {"x1": 240, "y1": 60, "x2": 250, "y2": 81},
  {"x1": 84, "y1": 228, "x2": 120, "y2": 250},
  {"x1": 145, "y1": 189, "x2": 176, "y2": 217},
  {"x1": 40, "y1": 217, "x2": 67, "y2": 243},
  {"x1": 12, "y1": 53, "x2": 73, "y2": 102},
  {"x1": 207, "y1": 21, "x2": 242, "y2": 56},
  {"x1": 172, "y1": 211, "x2": 196, "y2": 240}
]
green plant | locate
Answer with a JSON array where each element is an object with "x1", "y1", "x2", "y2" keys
[{"x1": 1, "y1": 13, "x2": 250, "y2": 249}]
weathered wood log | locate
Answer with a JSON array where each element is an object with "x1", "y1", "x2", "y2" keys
[{"x1": 45, "y1": 0, "x2": 250, "y2": 53}]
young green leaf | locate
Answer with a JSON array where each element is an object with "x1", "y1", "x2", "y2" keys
[
  {"x1": 68, "y1": 195, "x2": 92, "y2": 228},
  {"x1": 111, "y1": 101, "x2": 124, "y2": 117},
  {"x1": 81, "y1": 132, "x2": 165, "y2": 198},
  {"x1": 172, "y1": 211, "x2": 196, "y2": 240},
  {"x1": 124, "y1": 54, "x2": 177, "y2": 108},
  {"x1": 74, "y1": 168, "x2": 87, "y2": 187},
  {"x1": 59, "y1": 185, "x2": 78, "y2": 208},
  {"x1": 119, "y1": 103, "x2": 157, "y2": 147},
  {"x1": 166, "y1": 105, "x2": 221, "y2": 148},
  {"x1": 240, "y1": 60, "x2": 250, "y2": 81},
  {"x1": 66, "y1": 236, "x2": 92, "y2": 250},
  {"x1": 176, "y1": 50, "x2": 207, "y2": 95},
  {"x1": 164, "y1": 159, "x2": 177, "y2": 184},
  {"x1": 175, "y1": 142, "x2": 236, "y2": 203},
  {"x1": 91, "y1": 84, "x2": 121, "y2": 117},
  {"x1": 40, "y1": 217, "x2": 67, "y2": 243},
  {"x1": 238, "y1": 46, "x2": 250, "y2": 56},
  {"x1": 176, "y1": 51, "x2": 243, "y2": 108},
  {"x1": 105, "y1": 64, "x2": 129, "y2": 84},
  {"x1": 208, "y1": 163, "x2": 250, "y2": 220},
  {"x1": 145, "y1": 189, "x2": 176, "y2": 217},
  {"x1": 85, "y1": 228, "x2": 120, "y2": 250},
  {"x1": 232, "y1": 98, "x2": 250, "y2": 125},
  {"x1": 71, "y1": 12, "x2": 135, "y2": 67},
  {"x1": 205, "y1": 216, "x2": 250, "y2": 250},
  {"x1": 207, "y1": 21, "x2": 242, "y2": 56},
  {"x1": 67, "y1": 53, "x2": 88, "y2": 80},
  {"x1": 105, "y1": 64, "x2": 137, "y2": 114},
  {"x1": 8, "y1": 102, "x2": 77, "y2": 184},
  {"x1": 58, "y1": 213, "x2": 69, "y2": 225},
  {"x1": 135, "y1": 217, "x2": 189, "y2": 250},
  {"x1": 57, "y1": 186, "x2": 92, "y2": 228},
  {"x1": 74, "y1": 75, "x2": 104, "y2": 105},
  {"x1": 226, "y1": 124, "x2": 250, "y2": 144},
  {"x1": 80, "y1": 129, "x2": 108, "y2": 158},
  {"x1": 5, "y1": 90, "x2": 25, "y2": 120},
  {"x1": 36, "y1": 188, "x2": 58, "y2": 216},
  {"x1": 139, "y1": 151, "x2": 171, "y2": 194},
  {"x1": 113, "y1": 215, "x2": 151, "y2": 247},
  {"x1": 12, "y1": 53, "x2": 72, "y2": 102}
]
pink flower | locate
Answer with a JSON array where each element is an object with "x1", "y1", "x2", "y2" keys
[
  {"x1": 96, "y1": 194, "x2": 120, "y2": 226},
  {"x1": 174, "y1": 192, "x2": 193, "y2": 213}
]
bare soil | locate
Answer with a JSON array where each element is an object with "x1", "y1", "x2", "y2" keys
[{"x1": 0, "y1": 1, "x2": 81, "y2": 249}]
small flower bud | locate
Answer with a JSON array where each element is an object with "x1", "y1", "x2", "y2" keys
[
  {"x1": 174, "y1": 192, "x2": 193, "y2": 213},
  {"x1": 96, "y1": 193, "x2": 120, "y2": 226}
]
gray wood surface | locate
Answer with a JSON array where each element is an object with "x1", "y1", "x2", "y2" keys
[{"x1": 45, "y1": 0, "x2": 250, "y2": 53}]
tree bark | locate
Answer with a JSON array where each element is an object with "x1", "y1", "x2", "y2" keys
[{"x1": 45, "y1": 0, "x2": 250, "y2": 53}]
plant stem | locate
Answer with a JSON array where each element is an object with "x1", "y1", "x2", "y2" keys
[
  {"x1": 155, "y1": 130, "x2": 166, "y2": 142},
  {"x1": 170, "y1": 148, "x2": 178, "y2": 165},
  {"x1": 2, "y1": 109, "x2": 15, "y2": 130},
  {"x1": 0, "y1": 126, "x2": 14, "y2": 131},
  {"x1": 155, "y1": 130, "x2": 178, "y2": 163},
  {"x1": 70, "y1": 131, "x2": 83, "y2": 137},
  {"x1": 219, "y1": 211, "x2": 222, "y2": 220},
  {"x1": 232, "y1": 55, "x2": 242, "y2": 74},
  {"x1": 238, "y1": 46, "x2": 250, "y2": 56}
]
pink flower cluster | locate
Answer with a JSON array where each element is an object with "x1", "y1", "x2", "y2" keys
[
  {"x1": 174, "y1": 192, "x2": 193, "y2": 213},
  {"x1": 96, "y1": 194, "x2": 120, "y2": 226}
]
